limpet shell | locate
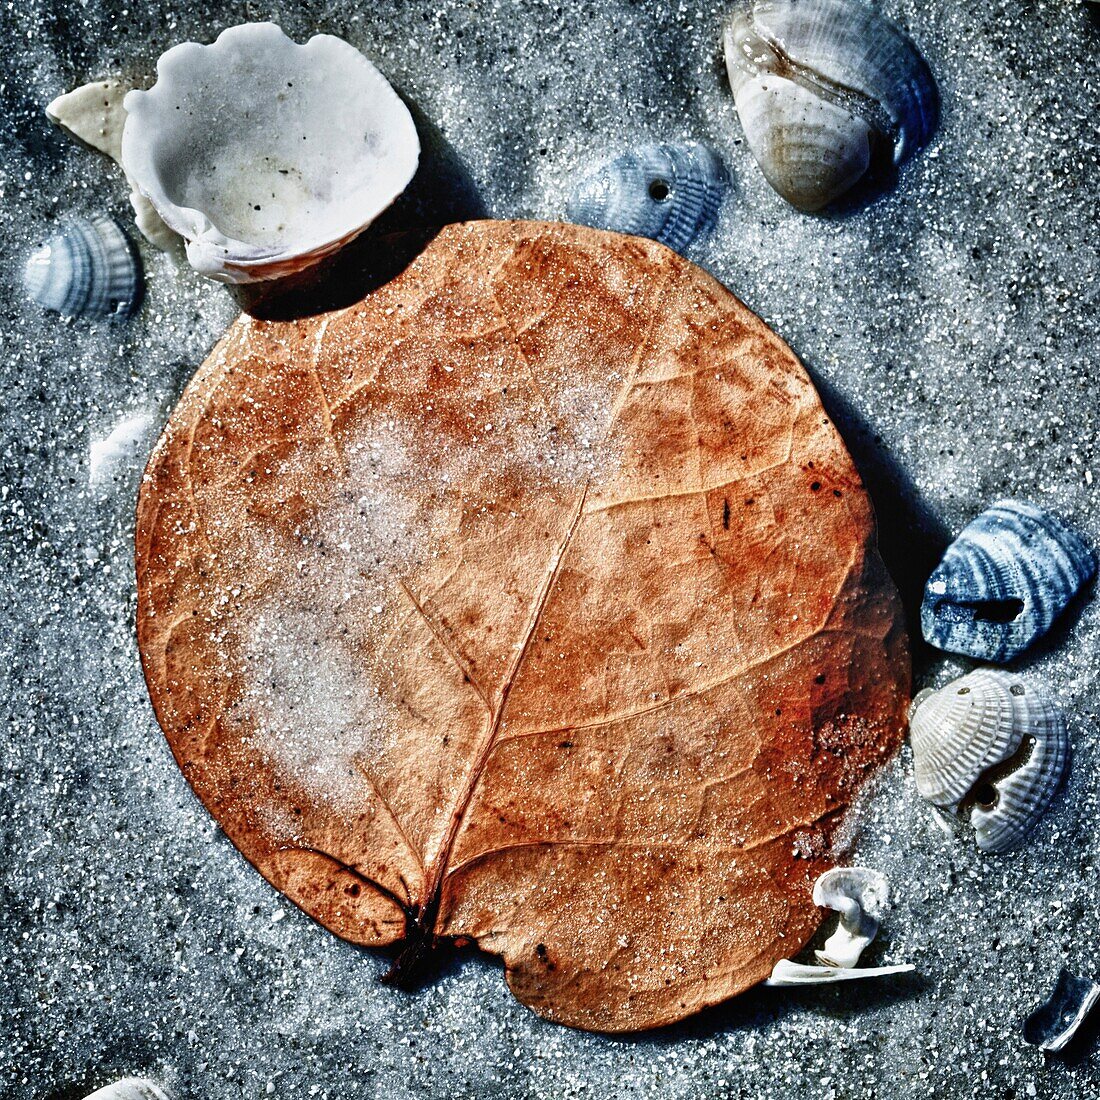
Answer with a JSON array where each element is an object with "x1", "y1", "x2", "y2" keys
[
  {"x1": 23, "y1": 214, "x2": 142, "y2": 319},
  {"x1": 722, "y1": 0, "x2": 938, "y2": 211},
  {"x1": 909, "y1": 669, "x2": 1069, "y2": 854},
  {"x1": 566, "y1": 142, "x2": 728, "y2": 254},
  {"x1": 922, "y1": 499, "x2": 1096, "y2": 662}
]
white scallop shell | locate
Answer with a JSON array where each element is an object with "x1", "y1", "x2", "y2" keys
[
  {"x1": 812, "y1": 866, "x2": 888, "y2": 968},
  {"x1": 121, "y1": 23, "x2": 420, "y2": 283},
  {"x1": 909, "y1": 670, "x2": 1069, "y2": 854},
  {"x1": 723, "y1": 0, "x2": 938, "y2": 211},
  {"x1": 82, "y1": 1079, "x2": 171, "y2": 1100}
]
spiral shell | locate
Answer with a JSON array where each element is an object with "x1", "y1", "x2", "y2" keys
[
  {"x1": 23, "y1": 214, "x2": 142, "y2": 318},
  {"x1": 722, "y1": 0, "x2": 938, "y2": 211},
  {"x1": 922, "y1": 499, "x2": 1096, "y2": 663},
  {"x1": 909, "y1": 669, "x2": 1069, "y2": 854},
  {"x1": 566, "y1": 142, "x2": 728, "y2": 254}
]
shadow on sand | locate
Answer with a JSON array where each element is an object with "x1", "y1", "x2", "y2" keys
[{"x1": 234, "y1": 98, "x2": 488, "y2": 321}]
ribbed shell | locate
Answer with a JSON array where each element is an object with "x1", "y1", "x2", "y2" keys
[
  {"x1": 921, "y1": 499, "x2": 1096, "y2": 663},
  {"x1": 23, "y1": 214, "x2": 142, "y2": 318},
  {"x1": 723, "y1": 0, "x2": 938, "y2": 210},
  {"x1": 909, "y1": 669, "x2": 1068, "y2": 854},
  {"x1": 566, "y1": 143, "x2": 728, "y2": 254}
]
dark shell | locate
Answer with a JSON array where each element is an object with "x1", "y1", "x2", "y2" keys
[
  {"x1": 1022, "y1": 968, "x2": 1100, "y2": 1052},
  {"x1": 921, "y1": 500, "x2": 1095, "y2": 662}
]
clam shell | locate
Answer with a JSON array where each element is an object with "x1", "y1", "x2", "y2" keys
[
  {"x1": 83, "y1": 1079, "x2": 171, "y2": 1100},
  {"x1": 1022, "y1": 968, "x2": 1100, "y2": 1053},
  {"x1": 121, "y1": 23, "x2": 420, "y2": 284},
  {"x1": 23, "y1": 214, "x2": 142, "y2": 318},
  {"x1": 765, "y1": 959, "x2": 915, "y2": 985},
  {"x1": 922, "y1": 499, "x2": 1096, "y2": 662},
  {"x1": 723, "y1": 0, "x2": 938, "y2": 210},
  {"x1": 812, "y1": 866, "x2": 888, "y2": 968},
  {"x1": 566, "y1": 142, "x2": 728, "y2": 253},
  {"x1": 909, "y1": 669, "x2": 1069, "y2": 854}
]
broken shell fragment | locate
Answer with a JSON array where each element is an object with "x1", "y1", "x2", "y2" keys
[
  {"x1": 722, "y1": 0, "x2": 938, "y2": 211},
  {"x1": 812, "y1": 866, "x2": 888, "y2": 968},
  {"x1": 82, "y1": 1079, "x2": 172, "y2": 1100},
  {"x1": 909, "y1": 669, "x2": 1069, "y2": 854},
  {"x1": 1022, "y1": 968, "x2": 1100, "y2": 1053},
  {"x1": 922, "y1": 499, "x2": 1096, "y2": 662},
  {"x1": 120, "y1": 22, "x2": 421, "y2": 283},
  {"x1": 566, "y1": 142, "x2": 728, "y2": 253},
  {"x1": 46, "y1": 79, "x2": 178, "y2": 252},
  {"x1": 765, "y1": 959, "x2": 915, "y2": 985},
  {"x1": 46, "y1": 78, "x2": 128, "y2": 161},
  {"x1": 90, "y1": 412, "x2": 156, "y2": 487},
  {"x1": 23, "y1": 215, "x2": 142, "y2": 319}
]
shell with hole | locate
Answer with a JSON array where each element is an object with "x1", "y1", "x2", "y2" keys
[
  {"x1": 23, "y1": 214, "x2": 142, "y2": 319},
  {"x1": 566, "y1": 142, "x2": 728, "y2": 254},
  {"x1": 812, "y1": 867, "x2": 889, "y2": 968},
  {"x1": 722, "y1": 0, "x2": 938, "y2": 211},
  {"x1": 921, "y1": 499, "x2": 1095, "y2": 663},
  {"x1": 121, "y1": 23, "x2": 420, "y2": 283},
  {"x1": 909, "y1": 669, "x2": 1069, "y2": 854}
]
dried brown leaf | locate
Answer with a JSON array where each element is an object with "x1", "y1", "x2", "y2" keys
[{"x1": 136, "y1": 220, "x2": 909, "y2": 1031}]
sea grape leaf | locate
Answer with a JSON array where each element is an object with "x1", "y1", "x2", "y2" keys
[{"x1": 136, "y1": 220, "x2": 909, "y2": 1031}]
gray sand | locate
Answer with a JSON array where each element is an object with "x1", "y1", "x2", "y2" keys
[{"x1": 1, "y1": 1, "x2": 1097, "y2": 1097}]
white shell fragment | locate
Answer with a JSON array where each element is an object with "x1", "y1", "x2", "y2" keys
[
  {"x1": 121, "y1": 23, "x2": 421, "y2": 283},
  {"x1": 765, "y1": 959, "x2": 915, "y2": 985},
  {"x1": 45, "y1": 79, "x2": 178, "y2": 252},
  {"x1": 723, "y1": 0, "x2": 938, "y2": 211},
  {"x1": 82, "y1": 1078, "x2": 171, "y2": 1100},
  {"x1": 812, "y1": 867, "x2": 889, "y2": 968},
  {"x1": 909, "y1": 670, "x2": 1069, "y2": 854},
  {"x1": 90, "y1": 412, "x2": 156, "y2": 487},
  {"x1": 46, "y1": 78, "x2": 128, "y2": 161},
  {"x1": 1022, "y1": 968, "x2": 1100, "y2": 1053},
  {"x1": 24, "y1": 215, "x2": 142, "y2": 318}
]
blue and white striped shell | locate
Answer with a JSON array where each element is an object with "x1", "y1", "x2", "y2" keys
[
  {"x1": 909, "y1": 669, "x2": 1069, "y2": 854},
  {"x1": 566, "y1": 143, "x2": 728, "y2": 254},
  {"x1": 23, "y1": 214, "x2": 142, "y2": 318},
  {"x1": 922, "y1": 500, "x2": 1095, "y2": 662},
  {"x1": 723, "y1": 0, "x2": 938, "y2": 211}
]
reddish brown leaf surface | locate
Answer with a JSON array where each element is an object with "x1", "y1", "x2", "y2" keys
[{"x1": 136, "y1": 220, "x2": 909, "y2": 1031}]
